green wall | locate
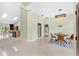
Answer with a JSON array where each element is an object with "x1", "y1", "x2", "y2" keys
[
  {"x1": 20, "y1": 7, "x2": 27, "y2": 40},
  {"x1": 27, "y1": 12, "x2": 44, "y2": 40},
  {"x1": 49, "y1": 14, "x2": 74, "y2": 34},
  {"x1": 28, "y1": 13, "x2": 75, "y2": 40},
  {"x1": 20, "y1": 7, "x2": 75, "y2": 40}
]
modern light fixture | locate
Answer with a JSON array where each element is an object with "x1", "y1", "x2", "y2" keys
[
  {"x1": 55, "y1": 13, "x2": 66, "y2": 18},
  {"x1": 41, "y1": 14, "x2": 44, "y2": 16},
  {"x1": 2, "y1": 14, "x2": 8, "y2": 19},
  {"x1": 55, "y1": 8, "x2": 67, "y2": 19},
  {"x1": 13, "y1": 17, "x2": 18, "y2": 20}
]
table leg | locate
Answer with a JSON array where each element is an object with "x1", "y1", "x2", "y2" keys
[{"x1": 64, "y1": 40, "x2": 67, "y2": 44}]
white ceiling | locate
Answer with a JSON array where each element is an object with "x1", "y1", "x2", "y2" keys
[
  {"x1": 21, "y1": 2, "x2": 32, "y2": 6},
  {"x1": 0, "y1": 2, "x2": 77, "y2": 24},
  {"x1": 25, "y1": 2, "x2": 77, "y2": 18},
  {"x1": 0, "y1": 2, "x2": 20, "y2": 24}
]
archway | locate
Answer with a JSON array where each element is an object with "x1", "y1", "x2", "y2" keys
[{"x1": 44, "y1": 24, "x2": 49, "y2": 37}]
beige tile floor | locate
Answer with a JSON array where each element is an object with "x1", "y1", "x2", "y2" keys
[{"x1": 0, "y1": 38, "x2": 75, "y2": 56}]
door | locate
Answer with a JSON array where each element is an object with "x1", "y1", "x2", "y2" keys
[{"x1": 37, "y1": 23, "x2": 42, "y2": 38}]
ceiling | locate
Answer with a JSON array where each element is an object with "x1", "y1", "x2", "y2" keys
[
  {"x1": 0, "y1": 2, "x2": 77, "y2": 24},
  {"x1": 0, "y1": 2, "x2": 20, "y2": 24},
  {"x1": 25, "y1": 2, "x2": 77, "y2": 18},
  {"x1": 21, "y1": 2, "x2": 32, "y2": 7}
]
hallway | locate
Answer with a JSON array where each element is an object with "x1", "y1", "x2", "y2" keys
[{"x1": 0, "y1": 38, "x2": 75, "y2": 56}]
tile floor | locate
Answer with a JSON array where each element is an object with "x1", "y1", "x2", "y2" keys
[{"x1": 0, "y1": 37, "x2": 76, "y2": 56}]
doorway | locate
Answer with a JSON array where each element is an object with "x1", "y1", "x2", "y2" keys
[
  {"x1": 37, "y1": 23, "x2": 42, "y2": 38},
  {"x1": 44, "y1": 24, "x2": 49, "y2": 37}
]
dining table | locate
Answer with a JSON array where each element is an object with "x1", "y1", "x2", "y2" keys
[{"x1": 54, "y1": 33, "x2": 69, "y2": 44}]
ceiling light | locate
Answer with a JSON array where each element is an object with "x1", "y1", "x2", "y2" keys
[
  {"x1": 45, "y1": 17, "x2": 48, "y2": 19},
  {"x1": 13, "y1": 17, "x2": 18, "y2": 20},
  {"x1": 2, "y1": 14, "x2": 8, "y2": 18},
  {"x1": 58, "y1": 9, "x2": 62, "y2": 11},
  {"x1": 29, "y1": 9, "x2": 31, "y2": 11},
  {"x1": 41, "y1": 14, "x2": 44, "y2": 16}
]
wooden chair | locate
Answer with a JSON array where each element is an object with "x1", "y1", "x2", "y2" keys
[
  {"x1": 66, "y1": 34, "x2": 74, "y2": 40},
  {"x1": 66, "y1": 34, "x2": 74, "y2": 45},
  {"x1": 75, "y1": 36, "x2": 77, "y2": 40}
]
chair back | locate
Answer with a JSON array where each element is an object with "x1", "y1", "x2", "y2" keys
[{"x1": 70, "y1": 34, "x2": 74, "y2": 39}]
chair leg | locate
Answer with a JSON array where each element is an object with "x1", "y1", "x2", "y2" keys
[
  {"x1": 64, "y1": 40, "x2": 67, "y2": 44},
  {"x1": 56, "y1": 40, "x2": 59, "y2": 45},
  {"x1": 50, "y1": 38, "x2": 52, "y2": 43},
  {"x1": 60, "y1": 40, "x2": 62, "y2": 46},
  {"x1": 55, "y1": 39, "x2": 58, "y2": 42}
]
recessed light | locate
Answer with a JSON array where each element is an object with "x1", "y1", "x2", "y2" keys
[
  {"x1": 45, "y1": 17, "x2": 48, "y2": 19},
  {"x1": 29, "y1": 9, "x2": 31, "y2": 11},
  {"x1": 41, "y1": 14, "x2": 44, "y2": 16},
  {"x1": 2, "y1": 14, "x2": 8, "y2": 18},
  {"x1": 58, "y1": 9, "x2": 62, "y2": 11},
  {"x1": 13, "y1": 17, "x2": 18, "y2": 20}
]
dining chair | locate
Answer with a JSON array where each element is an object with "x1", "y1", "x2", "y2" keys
[
  {"x1": 75, "y1": 36, "x2": 77, "y2": 40},
  {"x1": 66, "y1": 34, "x2": 74, "y2": 45},
  {"x1": 50, "y1": 33, "x2": 57, "y2": 42},
  {"x1": 66, "y1": 34, "x2": 74, "y2": 40}
]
